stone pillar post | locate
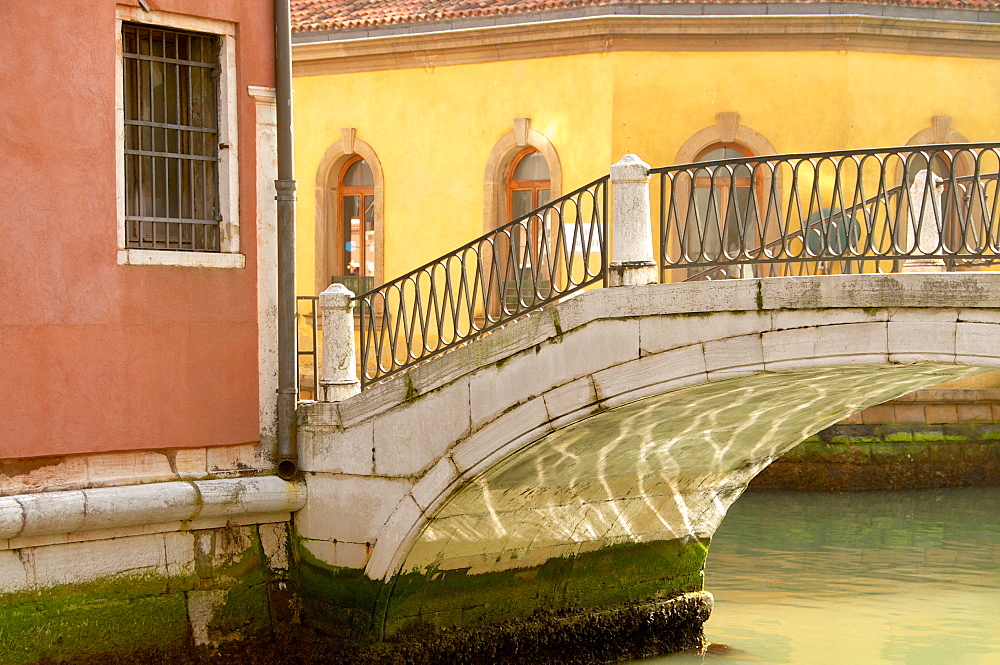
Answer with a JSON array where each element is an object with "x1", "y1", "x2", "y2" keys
[
  {"x1": 609, "y1": 154, "x2": 658, "y2": 287},
  {"x1": 319, "y1": 283, "x2": 361, "y2": 402},
  {"x1": 902, "y1": 169, "x2": 947, "y2": 273}
]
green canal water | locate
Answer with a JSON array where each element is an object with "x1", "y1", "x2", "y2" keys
[{"x1": 636, "y1": 487, "x2": 1000, "y2": 665}]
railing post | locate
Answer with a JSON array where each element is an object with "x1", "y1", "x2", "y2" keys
[
  {"x1": 609, "y1": 154, "x2": 658, "y2": 286},
  {"x1": 318, "y1": 283, "x2": 361, "y2": 402},
  {"x1": 902, "y1": 169, "x2": 947, "y2": 273}
]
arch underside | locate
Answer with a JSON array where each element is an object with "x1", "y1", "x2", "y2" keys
[{"x1": 381, "y1": 361, "x2": 987, "y2": 633}]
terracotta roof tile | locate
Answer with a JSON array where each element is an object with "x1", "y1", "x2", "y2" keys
[{"x1": 291, "y1": 0, "x2": 1000, "y2": 32}]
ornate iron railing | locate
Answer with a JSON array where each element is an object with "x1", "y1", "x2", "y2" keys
[
  {"x1": 652, "y1": 143, "x2": 1000, "y2": 282},
  {"x1": 357, "y1": 176, "x2": 609, "y2": 387}
]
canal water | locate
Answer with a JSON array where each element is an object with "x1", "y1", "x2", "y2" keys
[{"x1": 636, "y1": 487, "x2": 1000, "y2": 665}]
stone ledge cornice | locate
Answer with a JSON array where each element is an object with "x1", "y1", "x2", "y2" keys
[
  {"x1": 0, "y1": 477, "x2": 306, "y2": 541},
  {"x1": 293, "y1": 13, "x2": 1000, "y2": 75}
]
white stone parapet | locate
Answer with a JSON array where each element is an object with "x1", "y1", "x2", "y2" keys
[
  {"x1": 319, "y1": 283, "x2": 362, "y2": 401},
  {"x1": 0, "y1": 476, "x2": 306, "y2": 541},
  {"x1": 609, "y1": 154, "x2": 658, "y2": 287},
  {"x1": 903, "y1": 169, "x2": 947, "y2": 273}
]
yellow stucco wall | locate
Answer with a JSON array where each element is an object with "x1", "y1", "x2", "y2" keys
[
  {"x1": 292, "y1": 48, "x2": 1000, "y2": 295},
  {"x1": 611, "y1": 50, "x2": 1000, "y2": 162},
  {"x1": 293, "y1": 53, "x2": 615, "y2": 294}
]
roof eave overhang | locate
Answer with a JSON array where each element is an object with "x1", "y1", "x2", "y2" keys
[{"x1": 292, "y1": 11, "x2": 1000, "y2": 76}]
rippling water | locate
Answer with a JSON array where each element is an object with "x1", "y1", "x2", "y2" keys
[{"x1": 634, "y1": 487, "x2": 1000, "y2": 665}]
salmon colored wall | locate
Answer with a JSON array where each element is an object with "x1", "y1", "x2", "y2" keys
[{"x1": 0, "y1": 0, "x2": 275, "y2": 459}]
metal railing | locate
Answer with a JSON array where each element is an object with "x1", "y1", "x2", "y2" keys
[
  {"x1": 295, "y1": 143, "x2": 1000, "y2": 397},
  {"x1": 653, "y1": 143, "x2": 1000, "y2": 282},
  {"x1": 357, "y1": 176, "x2": 609, "y2": 387},
  {"x1": 296, "y1": 295, "x2": 319, "y2": 400}
]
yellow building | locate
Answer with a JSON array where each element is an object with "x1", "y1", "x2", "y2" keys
[
  {"x1": 291, "y1": 0, "x2": 1000, "y2": 295},
  {"x1": 290, "y1": 0, "x2": 1000, "y2": 451}
]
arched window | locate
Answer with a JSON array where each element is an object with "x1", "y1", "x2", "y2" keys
[
  {"x1": 507, "y1": 148, "x2": 551, "y2": 221},
  {"x1": 483, "y1": 118, "x2": 562, "y2": 235},
  {"x1": 670, "y1": 114, "x2": 777, "y2": 281},
  {"x1": 335, "y1": 156, "x2": 375, "y2": 294},
  {"x1": 901, "y1": 118, "x2": 976, "y2": 264},
  {"x1": 314, "y1": 129, "x2": 384, "y2": 296},
  {"x1": 689, "y1": 143, "x2": 758, "y2": 275},
  {"x1": 503, "y1": 148, "x2": 553, "y2": 309}
]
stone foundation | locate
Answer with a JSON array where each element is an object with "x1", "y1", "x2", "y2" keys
[
  {"x1": 0, "y1": 476, "x2": 304, "y2": 664},
  {"x1": 752, "y1": 422, "x2": 1000, "y2": 491}
]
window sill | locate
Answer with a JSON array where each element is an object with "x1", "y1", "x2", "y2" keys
[{"x1": 117, "y1": 249, "x2": 246, "y2": 269}]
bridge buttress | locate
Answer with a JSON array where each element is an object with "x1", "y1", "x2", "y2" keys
[{"x1": 293, "y1": 273, "x2": 1000, "y2": 651}]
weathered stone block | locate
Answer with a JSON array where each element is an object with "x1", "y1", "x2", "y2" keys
[
  {"x1": 543, "y1": 376, "x2": 599, "y2": 428},
  {"x1": 762, "y1": 322, "x2": 888, "y2": 369},
  {"x1": 300, "y1": 538, "x2": 371, "y2": 570},
  {"x1": 85, "y1": 451, "x2": 176, "y2": 488},
  {"x1": 206, "y1": 443, "x2": 262, "y2": 475},
  {"x1": 594, "y1": 344, "x2": 706, "y2": 406},
  {"x1": 888, "y1": 320, "x2": 956, "y2": 363},
  {"x1": 893, "y1": 404, "x2": 926, "y2": 423},
  {"x1": 195, "y1": 477, "x2": 306, "y2": 521},
  {"x1": 299, "y1": 421, "x2": 374, "y2": 475},
  {"x1": 0, "y1": 455, "x2": 89, "y2": 496},
  {"x1": 0, "y1": 499, "x2": 24, "y2": 540},
  {"x1": 636, "y1": 280, "x2": 760, "y2": 317},
  {"x1": 469, "y1": 319, "x2": 638, "y2": 428},
  {"x1": 338, "y1": 374, "x2": 410, "y2": 429},
  {"x1": 771, "y1": 307, "x2": 886, "y2": 331},
  {"x1": 860, "y1": 404, "x2": 896, "y2": 424},
  {"x1": 925, "y1": 404, "x2": 960, "y2": 424},
  {"x1": 407, "y1": 311, "x2": 558, "y2": 395},
  {"x1": 296, "y1": 400, "x2": 341, "y2": 427},
  {"x1": 640, "y1": 311, "x2": 770, "y2": 355},
  {"x1": 411, "y1": 456, "x2": 458, "y2": 511},
  {"x1": 888, "y1": 308, "x2": 958, "y2": 323},
  {"x1": 704, "y1": 334, "x2": 764, "y2": 376},
  {"x1": 374, "y1": 379, "x2": 470, "y2": 477},
  {"x1": 259, "y1": 522, "x2": 290, "y2": 572},
  {"x1": 173, "y1": 448, "x2": 208, "y2": 479},
  {"x1": 956, "y1": 321, "x2": 1000, "y2": 367},
  {"x1": 958, "y1": 308, "x2": 1000, "y2": 324},
  {"x1": 163, "y1": 530, "x2": 196, "y2": 579},
  {"x1": 453, "y1": 398, "x2": 551, "y2": 474},
  {"x1": 365, "y1": 494, "x2": 423, "y2": 580},
  {"x1": 187, "y1": 589, "x2": 229, "y2": 646},
  {"x1": 29, "y1": 533, "x2": 169, "y2": 589},
  {"x1": 295, "y1": 474, "x2": 413, "y2": 544},
  {"x1": 0, "y1": 550, "x2": 30, "y2": 594}
]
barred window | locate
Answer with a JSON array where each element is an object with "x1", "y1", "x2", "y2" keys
[{"x1": 123, "y1": 23, "x2": 221, "y2": 252}]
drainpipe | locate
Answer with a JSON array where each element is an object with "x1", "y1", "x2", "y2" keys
[{"x1": 274, "y1": 0, "x2": 298, "y2": 480}]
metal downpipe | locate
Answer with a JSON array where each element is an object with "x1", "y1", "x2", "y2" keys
[{"x1": 274, "y1": 0, "x2": 298, "y2": 480}]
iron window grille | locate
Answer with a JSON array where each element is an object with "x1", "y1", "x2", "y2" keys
[{"x1": 122, "y1": 23, "x2": 221, "y2": 252}]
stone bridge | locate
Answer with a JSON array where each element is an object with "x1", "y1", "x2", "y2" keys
[{"x1": 294, "y1": 272, "x2": 1000, "y2": 647}]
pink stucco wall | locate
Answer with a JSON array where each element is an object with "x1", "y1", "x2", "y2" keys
[{"x1": 0, "y1": 0, "x2": 274, "y2": 458}]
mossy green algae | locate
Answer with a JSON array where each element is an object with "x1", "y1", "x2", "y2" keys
[
  {"x1": 0, "y1": 577, "x2": 190, "y2": 665},
  {"x1": 296, "y1": 535, "x2": 709, "y2": 640}
]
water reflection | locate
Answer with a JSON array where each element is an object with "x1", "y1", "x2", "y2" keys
[{"x1": 637, "y1": 487, "x2": 1000, "y2": 665}]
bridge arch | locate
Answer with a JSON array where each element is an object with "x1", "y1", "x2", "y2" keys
[{"x1": 295, "y1": 273, "x2": 1000, "y2": 638}]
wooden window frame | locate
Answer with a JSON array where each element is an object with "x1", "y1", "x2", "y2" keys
[{"x1": 334, "y1": 155, "x2": 376, "y2": 295}]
